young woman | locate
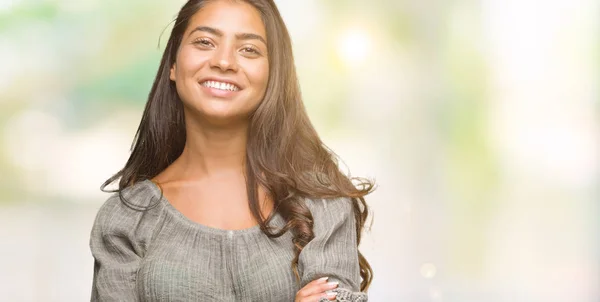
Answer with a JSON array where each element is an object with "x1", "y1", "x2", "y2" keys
[{"x1": 89, "y1": 0, "x2": 374, "y2": 301}]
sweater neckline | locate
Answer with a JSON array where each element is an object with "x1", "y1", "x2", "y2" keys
[{"x1": 142, "y1": 179, "x2": 281, "y2": 236}]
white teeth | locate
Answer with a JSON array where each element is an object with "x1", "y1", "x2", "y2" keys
[{"x1": 202, "y1": 80, "x2": 239, "y2": 91}]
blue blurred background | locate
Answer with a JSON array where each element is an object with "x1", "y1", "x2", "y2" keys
[{"x1": 1, "y1": 0, "x2": 598, "y2": 301}]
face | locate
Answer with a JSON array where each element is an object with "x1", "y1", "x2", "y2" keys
[{"x1": 170, "y1": 0, "x2": 269, "y2": 125}]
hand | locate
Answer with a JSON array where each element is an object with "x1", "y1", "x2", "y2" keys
[{"x1": 295, "y1": 276, "x2": 339, "y2": 302}]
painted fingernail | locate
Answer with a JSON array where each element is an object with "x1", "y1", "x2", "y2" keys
[
  {"x1": 327, "y1": 281, "x2": 339, "y2": 287},
  {"x1": 318, "y1": 276, "x2": 329, "y2": 282},
  {"x1": 326, "y1": 292, "x2": 338, "y2": 297}
]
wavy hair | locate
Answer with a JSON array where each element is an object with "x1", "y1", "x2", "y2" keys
[{"x1": 101, "y1": 0, "x2": 375, "y2": 291}]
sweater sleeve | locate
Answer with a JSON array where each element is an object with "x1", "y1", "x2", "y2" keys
[
  {"x1": 298, "y1": 197, "x2": 368, "y2": 302},
  {"x1": 89, "y1": 191, "x2": 158, "y2": 301}
]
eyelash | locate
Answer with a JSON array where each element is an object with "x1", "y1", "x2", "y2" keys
[
  {"x1": 242, "y1": 47, "x2": 259, "y2": 54},
  {"x1": 192, "y1": 38, "x2": 260, "y2": 54},
  {"x1": 193, "y1": 38, "x2": 213, "y2": 47}
]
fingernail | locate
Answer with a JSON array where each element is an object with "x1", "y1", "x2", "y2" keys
[
  {"x1": 326, "y1": 292, "x2": 338, "y2": 297},
  {"x1": 318, "y1": 276, "x2": 329, "y2": 282},
  {"x1": 327, "y1": 281, "x2": 339, "y2": 287}
]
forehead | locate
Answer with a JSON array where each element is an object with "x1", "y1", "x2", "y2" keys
[{"x1": 185, "y1": 0, "x2": 266, "y2": 37}]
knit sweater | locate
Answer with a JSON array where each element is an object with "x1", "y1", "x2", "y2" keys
[{"x1": 89, "y1": 179, "x2": 368, "y2": 301}]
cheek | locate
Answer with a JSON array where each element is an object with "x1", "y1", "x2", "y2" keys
[
  {"x1": 176, "y1": 48, "x2": 207, "y2": 76},
  {"x1": 248, "y1": 61, "x2": 269, "y2": 91}
]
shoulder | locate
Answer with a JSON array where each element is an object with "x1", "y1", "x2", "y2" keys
[{"x1": 92, "y1": 180, "x2": 163, "y2": 238}]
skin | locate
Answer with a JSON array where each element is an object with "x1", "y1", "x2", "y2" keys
[
  {"x1": 169, "y1": 0, "x2": 270, "y2": 127},
  {"x1": 154, "y1": 1, "x2": 337, "y2": 300},
  {"x1": 295, "y1": 277, "x2": 339, "y2": 302},
  {"x1": 155, "y1": 0, "x2": 271, "y2": 230}
]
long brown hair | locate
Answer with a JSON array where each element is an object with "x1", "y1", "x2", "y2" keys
[{"x1": 101, "y1": 0, "x2": 375, "y2": 291}]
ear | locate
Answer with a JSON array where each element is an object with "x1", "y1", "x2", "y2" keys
[{"x1": 169, "y1": 63, "x2": 176, "y2": 81}]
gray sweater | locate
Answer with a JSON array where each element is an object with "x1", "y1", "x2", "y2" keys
[{"x1": 89, "y1": 179, "x2": 368, "y2": 301}]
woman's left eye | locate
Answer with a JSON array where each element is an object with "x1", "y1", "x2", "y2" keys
[{"x1": 242, "y1": 47, "x2": 259, "y2": 54}]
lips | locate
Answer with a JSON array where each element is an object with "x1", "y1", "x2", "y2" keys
[
  {"x1": 200, "y1": 80, "x2": 240, "y2": 91},
  {"x1": 199, "y1": 77, "x2": 243, "y2": 91},
  {"x1": 199, "y1": 82, "x2": 241, "y2": 98}
]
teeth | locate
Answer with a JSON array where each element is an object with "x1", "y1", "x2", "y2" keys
[{"x1": 202, "y1": 80, "x2": 239, "y2": 91}]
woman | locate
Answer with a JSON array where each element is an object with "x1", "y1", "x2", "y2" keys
[{"x1": 89, "y1": 0, "x2": 374, "y2": 301}]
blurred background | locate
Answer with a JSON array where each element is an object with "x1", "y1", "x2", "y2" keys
[{"x1": 1, "y1": 0, "x2": 598, "y2": 301}]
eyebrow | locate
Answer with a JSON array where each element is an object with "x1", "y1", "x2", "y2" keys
[{"x1": 188, "y1": 26, "x2": 267, "y2": 46}]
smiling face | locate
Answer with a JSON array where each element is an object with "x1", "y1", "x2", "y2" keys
[{"x1": 170, "y1": 0, "x2": 269, "y2": 126}]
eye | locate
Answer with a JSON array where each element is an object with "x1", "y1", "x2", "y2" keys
[
  {"x1": 241, "y1": 46, "x2": 260, "y2": 55},
  {"x1": 192, "y1": 38, "x2": 213, "y2": 47}
]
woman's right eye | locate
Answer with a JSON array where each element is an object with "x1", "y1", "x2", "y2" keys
[{"x1": 193, "y1": 38, "x2": 213, "y2": 47}]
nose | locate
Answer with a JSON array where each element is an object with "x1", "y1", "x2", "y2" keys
[{"x1": 210, "y1": 42, "x2": 238, "y2": 72}]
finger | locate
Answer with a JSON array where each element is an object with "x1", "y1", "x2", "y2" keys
[
  {"x1": 306, "y1": 291, "x2": 338, "y2": 302},
  {"x1": 307, "y1": 276, "x2": 330, "y2": 286},
  {"x1": 300, "y1": 281, "x2": 339, "y2": 297},
  {"x1": 297, "y1": 277, "x2": 329, "y2": 297}
]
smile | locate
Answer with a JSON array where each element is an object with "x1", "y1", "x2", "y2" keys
[{"x1": 200, "y1": 80, "x2": 241, "y2": 92}]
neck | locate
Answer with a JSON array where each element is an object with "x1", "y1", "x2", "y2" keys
[{"x1": 176, "y1": 113, "x2": 250, "y2": 180}]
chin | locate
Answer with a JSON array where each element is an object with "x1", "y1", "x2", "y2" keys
[
  {"x1": 183, "y1": 95, "x2": 258, "y2": 125},
  {"x1": 196, "y1": 107, "x2": 251, "y2": 126}
]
